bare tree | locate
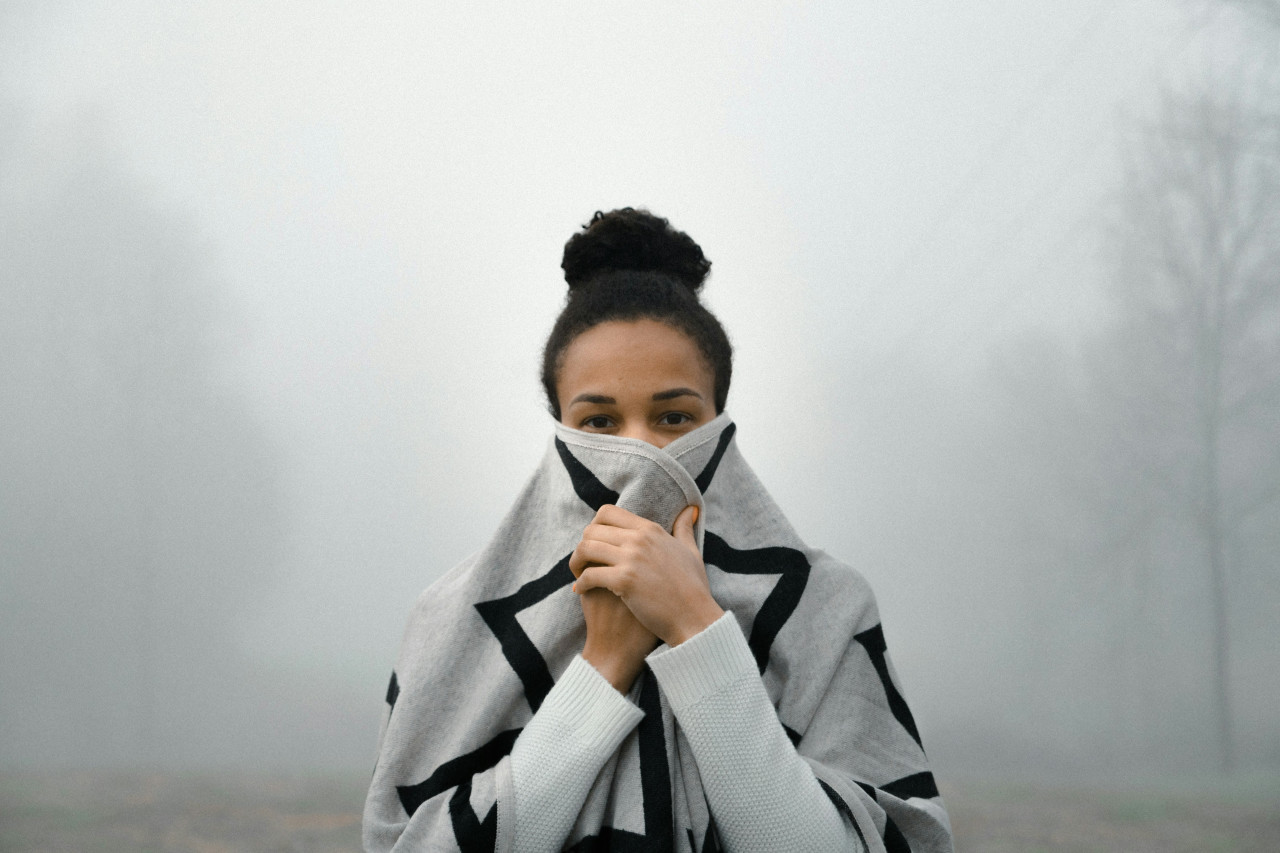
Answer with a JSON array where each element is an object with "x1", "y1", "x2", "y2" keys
[{"x1": 1096, "y1": 76, "x2": 1280, "y2": 772}]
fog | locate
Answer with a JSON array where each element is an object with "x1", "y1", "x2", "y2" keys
[{"x1": 3, "y1": 1, "x2": 1278, "y2": 781}]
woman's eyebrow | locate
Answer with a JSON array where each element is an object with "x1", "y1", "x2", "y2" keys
[
  {"x1": 570, "y1": 393, "x2": 616, "y2": 405},
  {"x1": 652, "y1": 387, "x2": 703, "y2": 402}
]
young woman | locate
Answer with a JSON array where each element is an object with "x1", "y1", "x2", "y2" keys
[{"x1": 363, "y1": 209, "x2": 953, "y2": 852}]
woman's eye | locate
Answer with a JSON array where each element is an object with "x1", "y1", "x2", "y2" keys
[
  {"x1": 658, "y1": 412, "x2": 692, "y2": 426},
  {"x1": 583, "y1": 415, "x2": 613, "y2": 429}
]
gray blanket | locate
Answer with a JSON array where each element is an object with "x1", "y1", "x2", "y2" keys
[{"x1": 363, "y1": 414, "x2": 952, "y2": 852}]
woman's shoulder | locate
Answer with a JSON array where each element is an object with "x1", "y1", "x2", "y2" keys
[
  {"x1": 798, "y1": 547, "x2": 886, "y2": 632},
  {"x1": 407, "y1": 551, "x2": 485, "y2": 615}
]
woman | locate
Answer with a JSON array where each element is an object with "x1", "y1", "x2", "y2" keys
[{"x1": 363, "y1": 209, "x2": 953, "y2": 852}]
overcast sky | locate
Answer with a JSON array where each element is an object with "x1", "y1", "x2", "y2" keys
[{"x1": 6, "y1": 0, "x2": 1252, "y2": 770}]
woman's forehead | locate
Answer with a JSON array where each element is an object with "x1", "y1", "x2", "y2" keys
[{"x1": 558, "y1": 320, "x2": 713, "y2": 390}]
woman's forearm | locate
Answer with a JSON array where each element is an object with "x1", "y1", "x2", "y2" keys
[
  {"x1": 647, "y1": 612, "x2": 863, "y2": 853},
  {"x1": 508, "y1": 655, "x2": 645, "y2": 852}
]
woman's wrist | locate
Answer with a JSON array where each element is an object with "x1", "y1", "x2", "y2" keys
[
  {"x1": 581, "y1": 642, "x2": 646, "y2": 693},
  {"x1": 664, "y1": 595, "x2": 725, "y2": 647}
]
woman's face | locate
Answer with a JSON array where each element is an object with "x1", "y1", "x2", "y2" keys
[{"x1": 557, "y1": 318, "x2": 716, "y2": 449}]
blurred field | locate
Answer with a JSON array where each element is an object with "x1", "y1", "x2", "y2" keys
[
  {"x1": 942, "y1": 775, "x2": 1280, "y2": 853},
  {"x1": 2, "y1": 771, "x2": 1278, "y2": 852}
]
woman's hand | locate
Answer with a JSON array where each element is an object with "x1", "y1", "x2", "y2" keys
[
  {"x1": 569, "y1": 511, "x2": 661, "y2": 693},
  {"x1": 571, "y1": 504, "x2": 725, "y2": 648},
  {"x1": 574, "y1": 587, "x2": 656, "y2": 694}
]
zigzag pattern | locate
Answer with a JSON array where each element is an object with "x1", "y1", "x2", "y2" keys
[{"x1": 384, "y1": 425, "x2": 939, "y2": 852}]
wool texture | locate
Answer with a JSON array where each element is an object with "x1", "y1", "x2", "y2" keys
[{"x1": 363, "y1": 414, "x2": 953, "y2": 852}]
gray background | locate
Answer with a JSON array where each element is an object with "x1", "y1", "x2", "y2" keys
[{"x1": 3, "y1": 0, "x2": 1277, "y2": 783}]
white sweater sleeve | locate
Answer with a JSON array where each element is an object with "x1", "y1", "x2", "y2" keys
[
  {"x1": 508, "y1": 655, "x2": 645, "y2": 852},
  {"x1": 646, "y1": 612, "x2": 864, "y2": 853}
]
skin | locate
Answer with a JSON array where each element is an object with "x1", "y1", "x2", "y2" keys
[{"x1": 557, "y1": 319, "x2": 727, "y2": 692}]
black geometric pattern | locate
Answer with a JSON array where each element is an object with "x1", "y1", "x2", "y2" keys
[
  {"x1": 565, "y1": 671, "x2": 679, "y2": 851},
  {"x1": 814, "y1": 634, "x2": 936, "y2": 853},
  {"x1": 685, "y1": 823, "x2": 722, "y2": 853},
  {"x1": 818, "y1": 779, "x2": 867, "y2": 850},
  {"x1": 449, "y1": 776, "x2": 498, "y2": 852},
  {"x1": 553, "y1": 433, "x2": 813, "y2": 679},
  {"x1": 701, "y1": 532, "x2": 811, "y2": 674},
  {"x1": 399, "y1": 428, "x2": 823, "y2": 849},
  {"x1": 853, "y1": 623, "x2": 923, "y2": 749},
  {"x1": 883, "y1": 816, "x2": 912, "y2": 853},
  {"x1": 795, "y1": 658, "x2": 938, "y2": 853},
  {"x1": 556, "y1": 437, "x2": 621, "y2": 510},
  {"x1": 834, "y1": 778, "x2": 916, "y2": 850},
  {"x1": 835, "y1": 771, "x2": 935, "y2": 852},
  {"x1": 881, "y1": 771, "x2": 939, "y2": 801},
  {"x1": 385, "y1": 670, "x2": 399, "y2": 713},
  {"x1": 397, "y1": 728, "x2": 521, "y2": 817},
  {"x1": 771, "y1": 767, "x2": 937, "y2": 853},
  {"x1": 474, "y1": 556, "x2": 575, "y2": 713},
  {"x1": 635, "y1": 669, "x2": 674, "y2": 853},
  {"x1": 693, "y1": 423, "x2": 736, "y2": 494}
]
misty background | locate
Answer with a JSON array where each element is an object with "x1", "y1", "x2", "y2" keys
[{"x1": 2, "y1": 0, "x2": 1277, "y2": 784}]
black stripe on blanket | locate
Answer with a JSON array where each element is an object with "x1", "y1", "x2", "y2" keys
[
  {"x1": 637, "y1": 668, "x2": 675, "y2": 852},
  {"x1": 385, "y1": 670, "x2": 399, "y2": 712},
  {"x1": 693, "y1": 422, "x2": 736, "y2": 493},
  {"x1": 566, "y1": 827, "x2": 665, "y2": 852},
  {"x1": 839, "y1": 773, "x2": 937, "y2": 852},
  {"x1": 474, "y1": 555, "x2": 576, "y2": 712},
  {"x1": 701, "y1": 532, "x2": 810, "y2": 674},
  {"x1": 559, "y1": 674, "x2": 682, "y2": 851},
  {"x1": 397, "y1": 728, "x2": 521, "y2": 817},
  {"x1": 853, "y1": 623, "x2": 923, "y2": 749},
  {"x1": 882, "y1": 771, "x2": 940, "y2": 801},
  {"x1": 884, "y1": 816, "x2": 912, "y2": 853},
  {"x1": 685, "y1": 822, "x2": 723, "y2": 853},
  {"x1": 449, "y1": 776, "x2": 498, "y2": 852},
  {"x1": 556, "y1": 437, "x2": 621, "y2": 510},
  {"x1": 818, "y1": 779, "x2": 868, "y2": 851}
]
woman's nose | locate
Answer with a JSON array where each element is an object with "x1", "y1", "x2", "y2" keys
[{"x1": 619, "y1": 425, "x2": 670, "y2": 449}]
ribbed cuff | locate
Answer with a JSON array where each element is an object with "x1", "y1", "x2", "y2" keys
[
  {"x1": 546, "y1": 655, "x2": 645, "y2": 744},
  {"x1": 646, "y1": 611, "x2": 756, "y2": 713}
]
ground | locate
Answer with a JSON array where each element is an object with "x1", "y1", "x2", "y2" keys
[{"x1": 2, "y1": 771, "x2": 1278, "y2": 852}]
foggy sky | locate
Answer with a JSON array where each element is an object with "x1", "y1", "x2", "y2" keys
[{"x1": 3, "y1": 1, "x2": 1273, "y2": 775}]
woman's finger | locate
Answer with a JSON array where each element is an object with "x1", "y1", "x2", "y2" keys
[
  {"x1": 573, "y1": 565, "x2": 628, "y2": 597},
  {"x1": 592, "y1": 504, "x2": 649, "y2": 530},
  {"x1": 579, "y1": 522, "x2": 632, "y2": 547},
  {"x1": 671, "y1": 505, "x2": 699, "y2": 553},
  {"x1": 568, "y1": 539, "x2": 624, "y2": 578}
]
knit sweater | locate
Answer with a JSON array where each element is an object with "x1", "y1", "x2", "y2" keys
[{"x1": 509, "y1": 612, "x2": 859, "y2": 851}]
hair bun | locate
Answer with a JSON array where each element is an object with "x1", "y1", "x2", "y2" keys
[{"x1": 561, "y1": 208, "x2": 711, "y2": 293}]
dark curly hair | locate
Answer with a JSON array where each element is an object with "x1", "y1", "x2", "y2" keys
[{"x1": 541, "y1": 208, "x2": 733, "y2": 420}]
